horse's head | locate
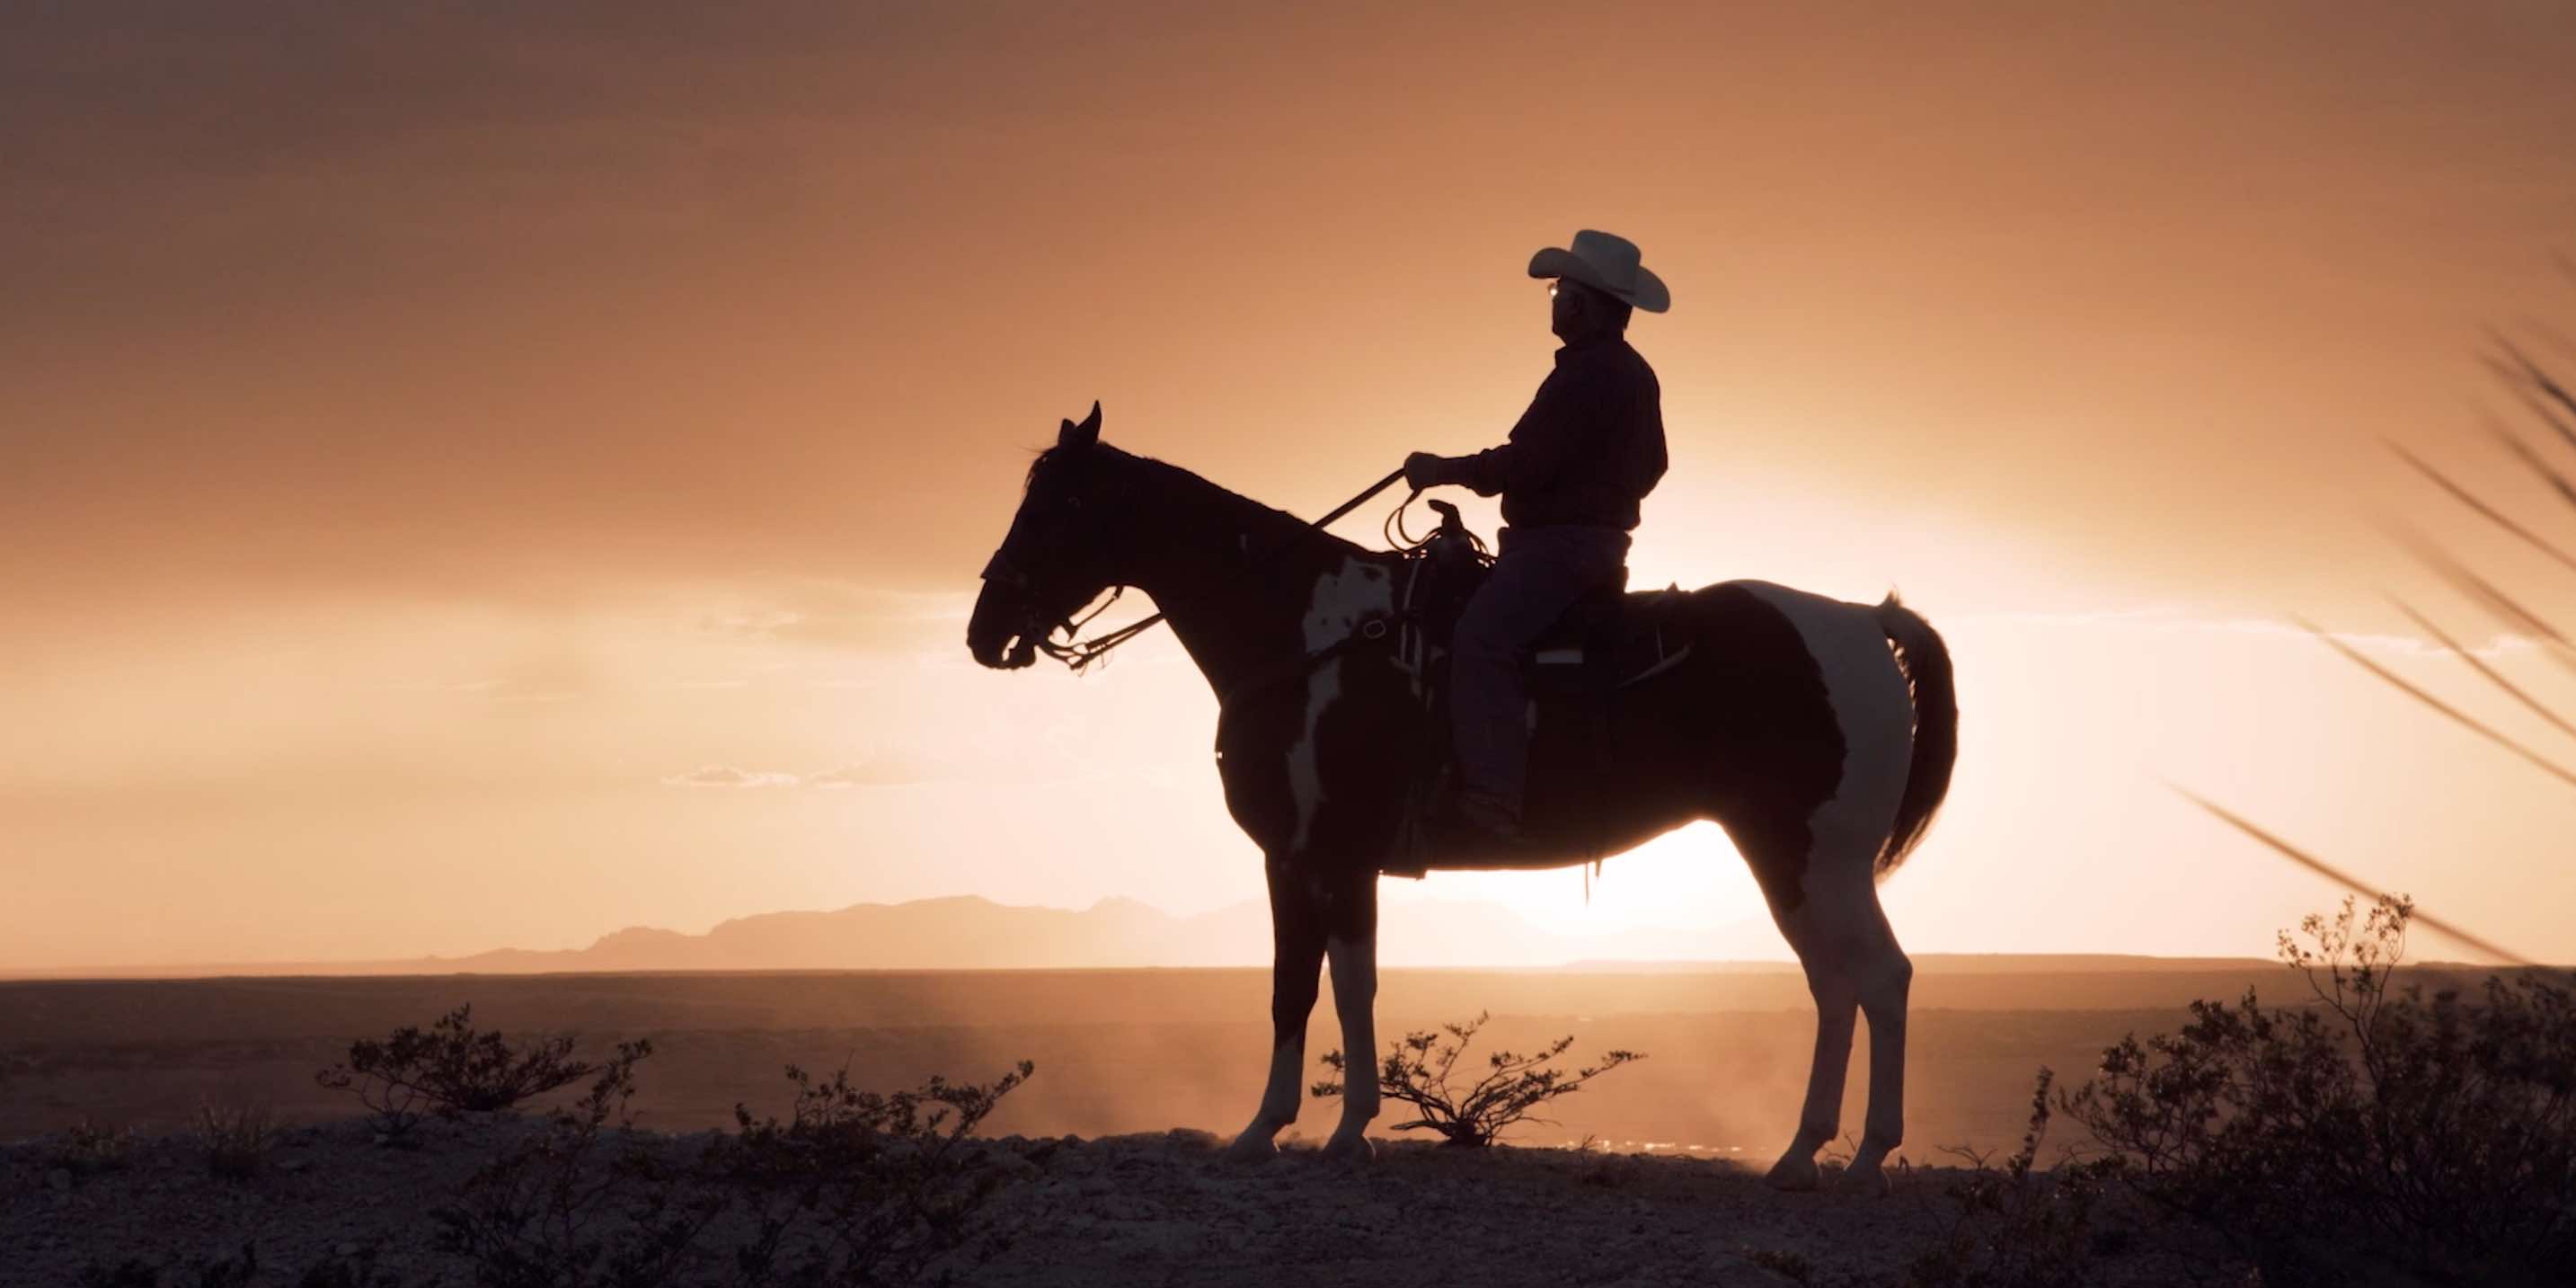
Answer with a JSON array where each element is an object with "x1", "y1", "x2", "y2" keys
[{"x1": 968, "y1": 401, "x2": 1126, "y2": 670}]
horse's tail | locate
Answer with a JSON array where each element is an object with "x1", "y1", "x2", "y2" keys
[{"x1": 1872, "y1": 592, "x2": 1957, "y2": 877}]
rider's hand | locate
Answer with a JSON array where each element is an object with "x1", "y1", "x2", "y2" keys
[{"x1": 1403, "y1": 451, "x2": 1452, "y2": 492}]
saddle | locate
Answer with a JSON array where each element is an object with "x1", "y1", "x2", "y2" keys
[
  {"x1": 1397, "y1": 501, "x2": 1693, "y2": 698},
  {"x1": 1523, "y1": 578, "x2": 1696, "y2": 696},
  {"x1": 1383, "y1": 503, "x2": 1695, "y2": 876}
]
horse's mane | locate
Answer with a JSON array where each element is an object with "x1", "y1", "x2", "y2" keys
[{"x1": 1033, "y1": 442, "x2": 1374, "y2": 561}]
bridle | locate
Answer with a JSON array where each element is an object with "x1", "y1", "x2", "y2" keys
[
  {"x1": 981, "y1": 466, "x2": 1409, "y2": 674},
  {"x1": 977, "y1": 546, "x2": 1157, "y2": 672}
]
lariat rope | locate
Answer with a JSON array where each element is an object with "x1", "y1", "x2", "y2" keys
[{"x1": 1034, "y1": 466, "x2": 1410, "y2": 673}]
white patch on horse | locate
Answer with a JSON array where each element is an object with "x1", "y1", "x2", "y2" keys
[
  {"x1": 1739, "y1": 581, "x2": 1915, "y2": 885},
  {"x1": 1287, "y1": 559, "x2": 1393, "y2": 852}
]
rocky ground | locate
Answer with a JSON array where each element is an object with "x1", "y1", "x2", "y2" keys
[{"x1": 0, "y1": 1116, "x2": 2225, "y2": 1286}]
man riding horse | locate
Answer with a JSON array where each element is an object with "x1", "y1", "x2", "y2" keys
[
  {"x1": 1403, "y1": 228, "x2": 1672, "y2": 855},
  {"x1": 967, "y1": 227, "x2": 1952, "y2": 1190}
]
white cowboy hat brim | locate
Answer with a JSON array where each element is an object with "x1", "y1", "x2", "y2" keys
[{"x1": 1528, "y1": 246, "x2": 1670, "y2": 314}]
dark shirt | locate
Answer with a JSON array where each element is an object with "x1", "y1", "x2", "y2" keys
[{"x1": 1456, "y1": 333, "x2": 1667, "y2": 531}]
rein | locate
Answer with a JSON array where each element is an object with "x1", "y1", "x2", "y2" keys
[
  {"x1": 1031, "y1": 466, "x2": 1409, "y2": 673},
  {"x1": 1205, "y1": 490, "x2": 1497, "y2": 754}
]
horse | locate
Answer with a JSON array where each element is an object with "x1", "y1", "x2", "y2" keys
[{"x1": 967, "y1": 404, "x2": 1958, "y2": 1192}]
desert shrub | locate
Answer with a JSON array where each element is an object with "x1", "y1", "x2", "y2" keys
[
  {"x1": 74, "y1": 1245, "x2": 414, "y2": 1288},
  {"x1": 74, "y1": 1262, "x2": 158, "y2": 1288},
  {"x1": 47, "y1": 1115, "x2": 134, "y2": 1177},
  {"x1": 2056, "y1": 895, "x2": 2576, "y2": 1287},
  {"x1": 290, "y1": 1245, "x2": 416, "y2": 1288},
  {"x1": 314, "y1": 1004, "x2": 598, "y2": 1141},
  {"x1": 76, "y1": 1244, "x2": 258, "y2": 1288},
  {"x1": 434, "y1": 1043, "x2": 1037, "y2": 1287},
  {"x1": 1312, "y1": 1011, "x2": 1643, "y2": 1148},
  {"x1": 429, "y1": 1038, "x2": 716, "y2": 1288},
  {"x1": 192, "y1": 1097, "x2": 274, "y2": 1180},
  {"x1": 717, "y1": 1058, "x2": 1038, "y2": 1285},
  {"x1": 1902, "y1": 1071, "x2": 2129, "y2": 1288}
]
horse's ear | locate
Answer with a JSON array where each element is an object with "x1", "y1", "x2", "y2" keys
[{"x1": 1059, "y1": 401, "x2": 1101, "y2": 449}]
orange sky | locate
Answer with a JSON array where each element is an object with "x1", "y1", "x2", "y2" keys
[{"x1": 7, "y1": 1, "x2": 2576, "y2": 971}]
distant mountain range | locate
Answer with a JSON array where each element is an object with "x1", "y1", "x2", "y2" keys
[
  {"x1": 0, "y1": 894, "x2": 2288, "y2": 980},
  {"x1": 424, "y1": 895, "x2": 1761, "y2": 973}
]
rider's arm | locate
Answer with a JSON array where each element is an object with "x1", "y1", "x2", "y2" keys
[{"x1": 1453, "y1": 361, "x2": 1588, "y2": 498}]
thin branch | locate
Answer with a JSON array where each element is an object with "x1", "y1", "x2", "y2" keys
[
  {"x1": 2485, "y1": 410, "x2": 2576, "y2": 511},
  {"x1": 2292, "y1": 614, "x2": 2576, "y2": 792},
  {"x1": 2498, "y1": 380, "x2": 2576, "y2": 459},
  {"x1": 2514, "y1": 315, "x2": 2576, "y2": 367},
  {"x1": 2486, "y1": 330, "x2": 2576, "y2": 430},
  {"x1": 2167, "y1": 786, "x2": 2535, "y2": 967},
  {"x1": 2383, "y1": 520, "x2": 2576, "y2": 680},
  {"x1": 2384, "y1": 595, "x2": 2576, "y2": 746},
  {"x1": 2384, "y1": 440, "x2": 2576, "y2": 576}
]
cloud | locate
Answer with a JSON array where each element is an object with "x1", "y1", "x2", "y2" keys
[
  {"x1": 659, "y1": 755, "x2": 940, "y2": 789},
  {"x1": 803, "y1": 757, "x2": 934, "y2": 789},
  {"x1": 660, "y1": 764, "x2": 801, "y2": 789},
  {"x1": 691, "y1": 584, "x2": 974, "y2": 655},
  {"x1": 365, "y1": 675, "x2": 584, "y2": 702},
  {"x1": 695, "y1": 609, "x2": 808, "y2": 636}
]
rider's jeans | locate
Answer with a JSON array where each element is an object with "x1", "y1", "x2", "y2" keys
[{"x1": 1449, "y1": 524, "x2": 1631, "y2": 817}]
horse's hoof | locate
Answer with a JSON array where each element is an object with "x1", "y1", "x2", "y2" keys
[
  {"x1": 1320, "y1": 1132, "x2": 1376, "y2": 1164},
  {"x1": 1764, "y1": 1155, "x2": 1819, "y2": 1192},
  {"x1": 1834, "y1": 1163, "x2": 1890, "y2": 1197},
  {"x1": 1224, "y1": 1134, "x2": 1280, "y2": 1164}
]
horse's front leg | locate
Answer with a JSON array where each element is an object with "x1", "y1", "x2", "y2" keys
[
  {"x1": 1320, "y1": 866, "x2": 1380, "y2": 1161},
  {"x1": 1227, "y1": 857, "x2": 1328, "y2": 1160}
]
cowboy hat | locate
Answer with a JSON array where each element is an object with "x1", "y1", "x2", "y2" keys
[{"x1": 1527, "y1": 228, "x2": 1669, "y2": 314}]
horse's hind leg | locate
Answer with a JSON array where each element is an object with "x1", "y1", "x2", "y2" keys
[
  {"x1": 1760, "y1": 850, "x2": 1913, "y2": 1194},
  {"x1": 1765, "y1": 868, "x2": 1913, "y2": 1193},
  {"x1": 1765, "y1": 931, "x2": 1858, "y2": 1193},
  {"x1": 1827, "y1": 878, "x2": 1911, "y2": 1193},
  {"x1": 1743, "y1": 592, "x2": 1921, "y2": 1193},
  {"x1": 1851, "y1": 907, "x2": 1912, "y2": 1186}
]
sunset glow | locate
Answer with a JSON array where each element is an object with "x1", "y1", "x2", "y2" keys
[{"x1": 8, "y1": 1, "x2": 2576, "y2": 973}]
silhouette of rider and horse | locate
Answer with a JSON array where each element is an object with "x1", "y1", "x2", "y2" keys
[{"x1": 967, "y1": 230, "x2": 1958, "y2": 1192}]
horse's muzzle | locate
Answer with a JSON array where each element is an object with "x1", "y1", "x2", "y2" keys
[
  {"x1": 966, "y1": 582, "x2": 1047, "y2": 670},
  {"x1": 965, "y1": 624, "x2": 1039, "y2": 671}
]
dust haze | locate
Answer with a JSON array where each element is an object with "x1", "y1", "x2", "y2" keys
[{"x1": 0, "y1": 958, "x2": 2453, "y2": 1158}]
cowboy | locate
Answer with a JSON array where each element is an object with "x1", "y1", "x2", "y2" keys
[{"x1": 1403, "y1": 229, "x2": 1670, "y2": 849}]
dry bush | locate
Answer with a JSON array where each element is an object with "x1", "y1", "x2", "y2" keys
[
  {"x1": 716, "y1": 1058, "x2": 1037, "y2": 1284},
  {"x1": 191, "y1": 1097, "x2": 274, "y2": 1180},
  {"x1": 75, "y1": 1245, "x2": 408, "y2": 1288},
  {"x1": 75, "y1": 1243, "x2": 258, "y2": 1288},
  {"x1": 429, "y1": 1038, "x2": 707, "y2": 1288},
  {"x1": 1312, "y1": 1011, "x2": 1643, "y2": 1148},
  {"x1": 2053, "y1": 896, "x2": 2576, "y2": 1287},
  {"x1": 314, "y1": 1004, "x2": 598, "y2": 1141},
  {"x1": 46, "y1": 1115, "x2": 134, "y2": 1178},
  {"x1": 2108, "y1": 289, "x2": 2576, "y2": 1286},
  {"x1": 432, "y1": 1042, "x2": 1038, "y2": 1287},
  {"x1": 284, "y1": 1245, "x2": 415, "y2": 1288},
  {"x1": 1901, "y1": 1072, "x2": 2129, "y2": 1288}
]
